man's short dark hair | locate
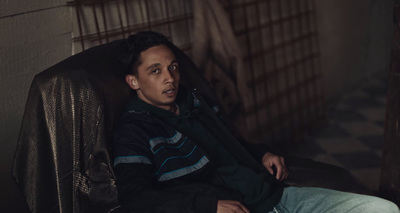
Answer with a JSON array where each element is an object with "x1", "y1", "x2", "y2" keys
[{"x1": 121, "y1": 31, "x2": 175, "y2": 76}]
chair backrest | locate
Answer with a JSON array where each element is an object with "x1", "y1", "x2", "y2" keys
[
  {"x1": 13, "y1": 40, "x2": 132, "y2": 213},
  {"x1": 12, "y1": 38, "x2": 225, "y2": 213}
]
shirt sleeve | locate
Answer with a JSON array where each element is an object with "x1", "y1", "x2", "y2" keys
[
  {"x1": 240, "y1": 141, "x2": 271, "y2": 162},
  {"x1": 199, "y1": 94, "x2": 275, "y2": 163},
  {"x1": 114, "y1": 163, "x2": 218, "y2": 213},
  {"x1": 208, "y1": 103, "x2": 273, "y2": 162}
]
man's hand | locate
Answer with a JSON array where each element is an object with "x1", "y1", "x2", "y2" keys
[
  {"x1": 261, "y1": 152, "x2": 289, "y2": 181},
  {"x1": 217, "y1": 200, "x2": 250, "y2": 213}
]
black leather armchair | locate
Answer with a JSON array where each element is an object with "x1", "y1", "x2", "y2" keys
[{"x1": 12, "y1": 38, "x2": 366, "y2": 213}]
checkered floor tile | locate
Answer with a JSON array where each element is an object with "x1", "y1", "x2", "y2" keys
[{"x1": 290, "y1": 74, "x2": 388, "y2": 193}]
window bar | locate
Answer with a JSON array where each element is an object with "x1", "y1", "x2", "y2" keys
[
  {"x1": 137, "y1": 0, "x2": 146, "y2": 31},
  {"x1": 304, "y1": 0, "x2": 317, "y2": 122},
  {"x1": 291, "y1": 0, "x2": 309, "y2": 138},
  {"x1": 309, "y1": 0, "x2": 325, "y2": 121},
  {"x1": 256, "y1": 0, "x2": 281, "y2": 140},
  {"x1": 242, "y1": 0, "x2": 262, "y2": 136},
  {"x1": 226, "y1": 0, "x2": 234, "y2": 28},
  {"x1": 143, "y1": 0, "x2": 152, "y2": 30},
  {"x1": 286, "y1": 0, "x2": 307, "y2": 139},
  {"x1": 266, "y1": 0, "x2": 281, "y2": 138},
  {"x1": 91, "y1": 2, "x2": 103, "y2": 44},
  {"x1": 295, "y1": 0, "x2": 313, "y2": 131},
  {"x1": 116, "y1": 0, "x2": 127, "y2": 38},
  {"x1": 162, "y1": 0, "x2": 173, "y2": 39},
  {"x1": 275, "y1": 0, "x2": 297, "y2": 140},
  {"x1": 74, "y1": 0, "x2": 86, "y2": 50},
  {"x1": 123, "y1": 0, "x2": 131, "y2": 36},
  {"x1": 244, "y1": 53, "x2": 316, "y2": 112},
  {"x1": 243, "y1": 32, "x2": 315, "y2": 84},
  {"x1": 100, "y1": 1, "x2": 110, "y2": 42},
  {"x1": 183, "y1": 0, "x2": 192, "y2": 48},
  {"x1": 181, "y1": 0, "x2": 192, "y2": 50}
]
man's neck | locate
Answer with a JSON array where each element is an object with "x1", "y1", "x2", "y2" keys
[
  {"x1": 152, "y1": 102, "x2": 179, "y2": 115},
  {"x1": 170, "y1": 103, "x2": 179, "y2": 115}
]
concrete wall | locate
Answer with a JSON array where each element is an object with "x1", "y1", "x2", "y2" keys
[
  {"x1": 0, "y1": 0, "x2": 72, "y2": 212},
  {"x1": 315, "y1": 0, "x2": 393, "y2": 105}
]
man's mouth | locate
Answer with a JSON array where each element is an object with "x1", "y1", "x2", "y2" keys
[{"x1": 163, "y1": 88, "x2": 177, "y2": 95}]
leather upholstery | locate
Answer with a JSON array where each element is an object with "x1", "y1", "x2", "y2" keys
[{"x1": 12, "y1": 39, "x2": 367, "y2": 213}]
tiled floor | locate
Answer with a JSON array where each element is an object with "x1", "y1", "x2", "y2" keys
[{"x1": 290, "y1": 74, "x2": 388, "y2": 193}]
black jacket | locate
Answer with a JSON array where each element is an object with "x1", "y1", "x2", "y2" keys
[{"x1": 113, "y1": 89, "x2": 283, "y2": 213}]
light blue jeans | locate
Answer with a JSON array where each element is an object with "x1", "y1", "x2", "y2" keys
[{"x1": 268, "y1": 187, "x2": 399, "y2": 213}]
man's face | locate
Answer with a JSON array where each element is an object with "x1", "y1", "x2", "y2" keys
[{"x1": 126, "y1": 45, "x2": 180, "y2": 111}]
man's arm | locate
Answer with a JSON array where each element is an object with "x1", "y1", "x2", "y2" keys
[
  {"x1": 115, "y1": 163, "x2": 218, "y2": 213},
  {"x1": 217, "y1": 200, "x2": 250, "y2": 213},
  {"x1": 261, "y1": 152, "x2": 289, "y2": 181},
  {"x1": 116, "y1": 163, "x2": 253, "y2": 213},
  {"x1": 204, "y1": 97, "x2": 289, "y2": 179},
  {"x1": 240, "y1": 142, "x2": 289, "y2": 181}
]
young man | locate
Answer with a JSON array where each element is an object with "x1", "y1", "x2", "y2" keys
[{"x1": 113, "y1": 31, "x2": 399, "y2": 213}]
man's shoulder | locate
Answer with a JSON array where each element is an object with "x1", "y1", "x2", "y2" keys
[
  {"x1": 115, "y1": 110, "x2": 177, "y2": 139},
  {"x1": 118, "y1": 110, "x2": 160, "y2": 126}
]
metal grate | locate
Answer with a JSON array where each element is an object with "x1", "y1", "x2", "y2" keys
[
  {"x1": 67, "y1": 0, "x2": 194, "y2": 54},
  {"x1": 68, "y1": 0, "x2": 326, "y2": 144},
  {"x1": 223, "y1": 0, "x2": 326, "y2": 143}
]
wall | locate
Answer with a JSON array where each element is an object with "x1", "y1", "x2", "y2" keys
[
  {"x1": 0, "y1": 0, "x2": 72, "y2": 212},
  {"x1": 315, "y1": 0, "x2": 393, "y2": 105}
]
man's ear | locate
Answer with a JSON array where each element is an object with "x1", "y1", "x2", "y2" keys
[{"x1": 125, "y1": 74, "x2": 140, "y2": 90}]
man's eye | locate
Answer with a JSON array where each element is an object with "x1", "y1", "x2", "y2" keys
[
  {"x1": 151, "y1": 69, "x2": 160, "y2": 74},
  {"x1": 168, "y1": 65, "x2": 178, "y2": 71}
]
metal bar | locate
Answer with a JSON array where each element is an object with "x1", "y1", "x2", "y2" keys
[
  {"x1": 242, "y1": 32, "x2": 317, "y2": 61},
  {"x1": 244, "y1": 73, "x2": 323, "y2": 116},
  {"x1": 143, "y1": 0, "x2": 152, "y2": 30},
  {"x1": 247, "y1": 53, "x2": 318, "y2": 86},
  {"x1": 74, "y1": 1, "x2": 86, "y2": 50},
  {"x1": 276, "y1": 0, "x2": 295, "y2": 140},
  {"x1": 295, "y1": 1, "x2": 313, "y2": 134},
  {"x1": 72, "y1": 14, "x2": 193, "y2": 42},
  {"x1": 100, "y1": 1, "x2": 110, "y2": 42},
  {"x1": 182, "y1": 0, "x2": 192, "y2": 49},
  {"x1": 157, "y1": 0, "x2": 166, "y2": 35},
  {"x1": 92, "y1": 2, "x2": 103, "y2": 44},
  {"x1": 287, "y1": 0, "x2": 306, "y2": 138},
  {"x1": 123, "y1": 0, "x2": 131, "y2": 35},
  {"x1": 116, "y1": 0, "x2": 126, "y2": 38},
  {"x1": 233, "y1": 9, "x2": 314, "y2": 36},
  {"x1": 309, "y1": 0, "x2": 326, "y2": 121},
  {"x1": 227, "y1": 0, "x2": 260, "y2": 9},
  {"x1": 162, "y1": 0, "x2": 173, "y2": 38},
  {"x1": 139, "y1": 0, "x2": 145, "y2": 26},
  {"x1": 69, "y1": 0, "x2": 195, "y2": 53},
  {"x1": 252, "y1": 1, "x2": 282, "y2": 140},
  {"x1": 246, "y1": 94, "x2": 324, "y2": 137},
  {"x1": 304, "y1": 0, "x2": 317, "y2": 122},
  {"x1": 242, "y1": 0, "x2": 262, "y2": 136},
  {"x1": 302, "y1": 0, "x2": 313, "y2": 127}
]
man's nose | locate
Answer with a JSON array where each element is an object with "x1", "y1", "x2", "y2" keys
[{"x1": 164, "y1": 69, "x2": 175, "y2": 83}]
